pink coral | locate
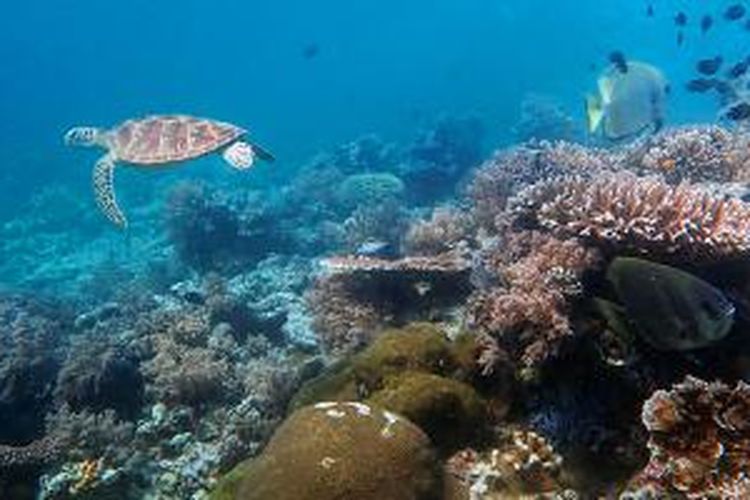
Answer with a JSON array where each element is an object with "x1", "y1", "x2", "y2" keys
[
  {"x1": 468, "y1": 232, "x2": 600, "y2": 370},
  {"x1": 514, "y1": 172, "x2": 750, "y2": 260}
]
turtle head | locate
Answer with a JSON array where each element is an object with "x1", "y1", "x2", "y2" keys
[{"x1": 64, "y1": 127, "x2": 105, "y2": 148}]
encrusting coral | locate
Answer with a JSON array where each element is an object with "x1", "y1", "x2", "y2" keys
[{"x1": 626, "y1": 376, "x2": 750, "y2": 498}]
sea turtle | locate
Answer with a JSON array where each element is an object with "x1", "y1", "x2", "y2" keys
[{"x1": 64, "y1": 115, "x2": 274, "y2": 228}]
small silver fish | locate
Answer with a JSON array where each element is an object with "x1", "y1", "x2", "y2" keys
[{"x1": 606, "y1": 257, "x2": 734, "y2": 351}]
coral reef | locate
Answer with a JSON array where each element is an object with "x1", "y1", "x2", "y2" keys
[
  {"x1": 309, "y1": 253, "x2": 472, "y2": 354},
  {"x1": 446, "y1": 428, "x2": 565, "y2": 498},
  {"x1": 210, "y1": 402, "x2": 441, "y2": 500},
  {"x1": 403, "y1": 115, "x2": 485, "y2": 203},
  {"x1": 512, "y1": 93, "x2": 581, "y2": 143},
  {"x1": 626, "y1": 376, "x2": 750, "y2": 498},
  {"x1": 403, "y1": 206, "x2": 477, "y2": 256},
  {"x1": 513, "y1": 172, "x2": 750, "y2": 261},
  {"x1": 631, "y1": 125, "x2": 750, "y2": 184},
  {"x1": 468, "y1": 232, "x2": 601, "y2": 371}
]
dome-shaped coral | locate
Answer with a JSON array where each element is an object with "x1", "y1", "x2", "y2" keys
[{"x1": 211, "y1": 401, "x2": 441, "y2": 500}]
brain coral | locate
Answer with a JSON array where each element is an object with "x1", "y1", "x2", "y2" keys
[{"x1": 211, "y1": 401, "x2": 440, "y2": 500}]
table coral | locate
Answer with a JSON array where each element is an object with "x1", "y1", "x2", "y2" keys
[{"x1": 309, "y1": 253, "x2": 472, "y2": 354}]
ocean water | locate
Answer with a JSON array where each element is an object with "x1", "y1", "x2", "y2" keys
[{"x1": 2, "y1": 1, "x2": 750, "y2": 499}]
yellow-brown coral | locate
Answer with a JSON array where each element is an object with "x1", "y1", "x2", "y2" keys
[{"x1": 627, "y1": 376, "x2": 750, "y2": 498}]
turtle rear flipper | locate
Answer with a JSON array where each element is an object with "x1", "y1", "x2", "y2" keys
[
  {"x1": 249, "y1": 142, "x2": 275, "y2": 162},
  {"x1": 93, "y1": 153, "x2": 127, "y2": 228}
]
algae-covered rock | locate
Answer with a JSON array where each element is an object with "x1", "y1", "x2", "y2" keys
[
  {"x1": 290, "y1": 322, "x2": 455, "y2": 409},
  {"x1": 211, "y1": 401, "x2": 441, "y2": 500},
  {"x1": 367, "y1": 371, "x2": 487, "y2": 452},
  {"x1": 352, "y1": 322, "x2": 456, "y2": 389}
]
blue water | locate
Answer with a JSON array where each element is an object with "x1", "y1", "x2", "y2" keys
[
  {"x1": 3, "y1": 2, "x2": 750, "y2": 498},
  {"x1": 3, "y1": 0, "x2": 745, "y2": 222}
]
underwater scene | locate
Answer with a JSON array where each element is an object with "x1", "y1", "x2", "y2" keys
[{"x1": 4, "y1": 0, "x2": 750, "y2": 498}]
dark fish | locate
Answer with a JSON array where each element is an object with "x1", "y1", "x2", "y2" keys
[
  {"x1": 677, "y1": 30, "x2": 685, "y2": 46},
  {"x1": 647, "y1": 4, "x2": 654, "y2": 17},
  {"x1": 302, "y1": 43, "x2": 320, "y2": 60},
  {"x1": 725, "y1": 4, "x2": 747, "y2": 21},
  {"x1": 728, "y1": 58, "x2": 750, "y2": 79},
  {"x1": 609, "y1": 51, "x2": 628, "y2": 73},
  {"x1": 701, "y1": 15, "x2": 714, "y2": 34},
  {"x1": 686, "y1": 78, "x2": 717, "y2": 93},
  {"x1": 606, "y1": 257, "x2": 735, "y2": 351},
  {"x1": 725, "y1": 102, "x2": 750, "y2": 121},
  {"x1": 675, "y1": 11, "x2": 688, "y2": 26},
  {"x1": 697, "y1": 56, "x2": 723, "y2": 75}
]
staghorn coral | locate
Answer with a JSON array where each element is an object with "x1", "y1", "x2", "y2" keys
[
  {"x1": 513, "y1": 172, "x2": 750, "y2": 261},
  {"x1": 403, "y1": 206, "x2": 477, "y2": 256},
  {"x1": 625, "y1": 376, "x2": 750, "y2": 498},
  {"x1": 467, "y1": 232, "x2": 600, "y2": 371},
  {"x1": 309, "y1": 253, "x2": 472, "y2": 354}
]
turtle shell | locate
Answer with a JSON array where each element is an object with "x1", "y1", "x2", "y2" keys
[{"x1": 110, "y1": 115, "x2": 245, "y2": 165}]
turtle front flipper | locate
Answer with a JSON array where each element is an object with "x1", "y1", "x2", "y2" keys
[{"x1": 93, "y1": 153, "x2": 127, "y2": 228}]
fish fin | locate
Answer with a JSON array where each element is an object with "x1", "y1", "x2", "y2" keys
[
  {"x1": 598, "y1": 76, "x2": 615, "y2": 105},
  {"x1": 593, "y1": 298, "x2": 636, "y2": 343},
  {"x1": 586, "y1": 94, "x2": 605, "y2": 133}
]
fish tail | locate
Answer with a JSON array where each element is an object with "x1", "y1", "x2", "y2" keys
[{"x1": 585, "y1": 94, "x2": 605, "y2": 133}]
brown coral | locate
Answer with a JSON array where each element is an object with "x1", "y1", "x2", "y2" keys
[
  {"x1": 627, "y1": 376, "x2": 750, "y2": 498},
  {"x1": 514, "y1": 172, "x2": 750, "y2": 260},
  {"x1": 446, "y1": 428, "x2": 564, "y2": 497},
  {"x1": 468, "y1": 232, "x2": 600, "y2": 370},
  {"x1": 309, "y1": 253, "x2": 472, "y2": 355}
]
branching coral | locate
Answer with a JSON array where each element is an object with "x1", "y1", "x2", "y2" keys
[
  {"x1": 627, "y1": 376, "x2": 750, "y2": 497},
  {"x1": 402, "y1": 206, "x2": 477, "y2": 256},
  {"x1": 514, "y1": 172, "x2": 750, "y2": 260},
  {"x1": 55, "y1": 338, "x2": 143, "y2": 418},
  {"x1": 467, "y1": 232, "x2": 600, "y2": 370},
  {"x1": 341, "y1": 198, "x2": 409, "y2": 253},
  {"x1": 468, "y1": 141, "x2": 615, "y2": 229},
  {"x1": 630, "y1": 125, "x2": 750, "y2": 184}
]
